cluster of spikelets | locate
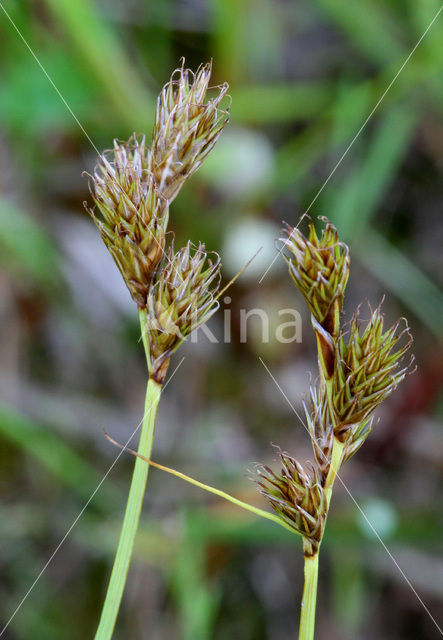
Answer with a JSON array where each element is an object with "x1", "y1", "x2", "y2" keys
[
  {"x1": 85, "y1": 62, "x2": 230, "y2": 382},
  {"x1": 255, "y1": 218, "x2": 413, "y2": 555}
]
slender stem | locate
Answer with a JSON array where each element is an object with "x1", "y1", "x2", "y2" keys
[
  {"x1": 301, "y1": 320, "x2": 341, "y2": 638},
  {"x1": 149, "y1": 461, "x2": 299, "y2": 535},
  {"x1": 139, "y1": 308, "x2": 151, "y2": 374},
  {"x1": 103, "y1": 436, "x2": 299, "y2": 537},
  {"x1": 323, "y1": 377, "x2": 345, "y2": 507},
  {"x1": 324, "y1": 437, "x2": 345, "y2": 508},
  {"x1": 299, "y1": 550, "x2": 319, "y2": 640},
  {"x1": 94, "y1": 377, "x2": 162, "y2": 640}
]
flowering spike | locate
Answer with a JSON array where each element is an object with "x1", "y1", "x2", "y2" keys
[
  {"x1": 85, "y1": 62, "x2": 229, "y2": 311},
  {"x1": 254, "y1": 449, "x2": 327, "y2": 555},
  {"x1": 143, "y1": 242, "x2": 221, "y2": 383},
  {"x1": 331, "y1": 305, "x2": 413, "y2": 441},
  {"x1": 281, "y1": 217, "x2": 350, "y2": 340},
  {"x1": 85, "y1": 135, "x2": 169, "y2": 307},
  {"x1": 151, "y1": 60, "x2": 230, "y2": 202}
]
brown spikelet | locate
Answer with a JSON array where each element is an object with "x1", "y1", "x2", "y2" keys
[
  {"x1": 281, "y1": 217, "x2": 350, "y2": 339},
  {"x1": 143, "y1": 241, "x2": 221, "y2": 382},
  {"x1": 255, "y1": 449, "x2": 327, "y2": 555},
  {"x1": 332, "y1": 305, "x2": 413, "y2": 441},
  {"x1": 85, "y1": 136, "x2": 168, "y2": 307},
  {"x1": 84, "y1": 61, "x2": 229, "y2": 315},
  {"x1": 151, "y1": 61, "x2": 230, "y2": 202}
]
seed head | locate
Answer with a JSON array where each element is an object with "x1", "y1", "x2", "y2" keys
[
  {"x1": 85, "y1": 136, "x2": 168, "y2": 307},
  {"x1": 332, "y1": 305, "x2": 413, "y2": 440},
  {"x1": 282, "y1": 217, "x2": 350, "y2": 339},
  {"x1": 255, "y1": 449, "x2": 327, "y2": 555},
  {"x1": 144, "y1": 241, "x2": 221, "y2": 382},
  {"x1": 151, "y1": 61, "x2": 230, "y2": 201}
]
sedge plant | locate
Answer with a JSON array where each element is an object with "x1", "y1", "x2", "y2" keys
[
  {"x1": 85, "y1": 61, "x2": 230, "y2": 639},
  {"x1": 110, "y1": 217, "x2": 413, "y2": 639},
  {"x1": 255, "y1": 218, "x2": 413, "y2": 638}
]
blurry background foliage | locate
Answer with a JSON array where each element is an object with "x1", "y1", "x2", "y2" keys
[{"x1": 0, "y1": 1, "x2": 442, "y2": 639}]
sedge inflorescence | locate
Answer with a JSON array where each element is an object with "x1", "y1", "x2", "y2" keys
[
  {"x1": 85, "y1": 61, "x2": 230, "y2": 382},
  {"x1": 255, "y1": 217, "x2": 413, "y2": 555},
  {"x1": 256, "y1": 450, "x2": 327, "y2": 556}
]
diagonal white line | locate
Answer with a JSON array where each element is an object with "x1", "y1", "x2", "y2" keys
[
  {"x1": 335, "y1": 475, "x2": 443, "y2": 635},
  {"x1": 258, "y1": 5, "x2": 443, "y2": 283},
  {"x1": 258, "y1": 356, "x2": 443, "y2": 636},
  {"x1": 0, "y1": 357, "x2": 185, "y2": 638}
]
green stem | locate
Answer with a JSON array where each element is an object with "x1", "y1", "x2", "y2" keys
[
  {"x1": 324, "y1": 437, "x2": 345, "y2": 508},
  {"x1": 94, "y1": 376, "x2": 162, "y2": 640},
  {"x1": 139, "y1": 309, "x2": 151, "y2": 373},
  {"x1": 299, "y1": 550, "x2": 319, "y2": 640},
  {"x1": 323, "y1": 377, "x2": 345, "y2": 508}
]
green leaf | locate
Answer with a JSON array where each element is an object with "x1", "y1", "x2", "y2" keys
[
  {"x1": 358, "y1": 230, "x2": 443, "y2": 340},
  {"x1": 41, "y1": 0, "x2": 155, "y2": 132},
  {"x1": 323, "y1": 103, "x2": 418, "y2": 237},
  {"x1": 231, "y1": 83, "x2": 331, "y2": 124},
  {"x1": 172, "y1": 512, "x2": 221, "y2": 640},
  {"x1": 311, "y1": 0, "x2": 405, "y2": 65}
]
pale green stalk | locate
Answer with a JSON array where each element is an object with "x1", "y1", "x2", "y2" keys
[
  {"x1": 298, "y1": 324, "x2": 344, "y2": 639},
  {"x1": 324, "y1": 379, "x2": 345, "y2": 506},
  {"x1": 298, "y1": 378, "x2": 344, "y2": 640},
  {"x1": 94, "y1": 313, "x2": 160, "y2": 640},
  {"x1": 114, "y1": 449, "x2": 299, "y2": 536},
  {"x1": 324, "y1": 438, "x2": 345, "y2": 507},
  {"x1": 299, "y1": 551, "x2": 319, "y2": 640}
]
